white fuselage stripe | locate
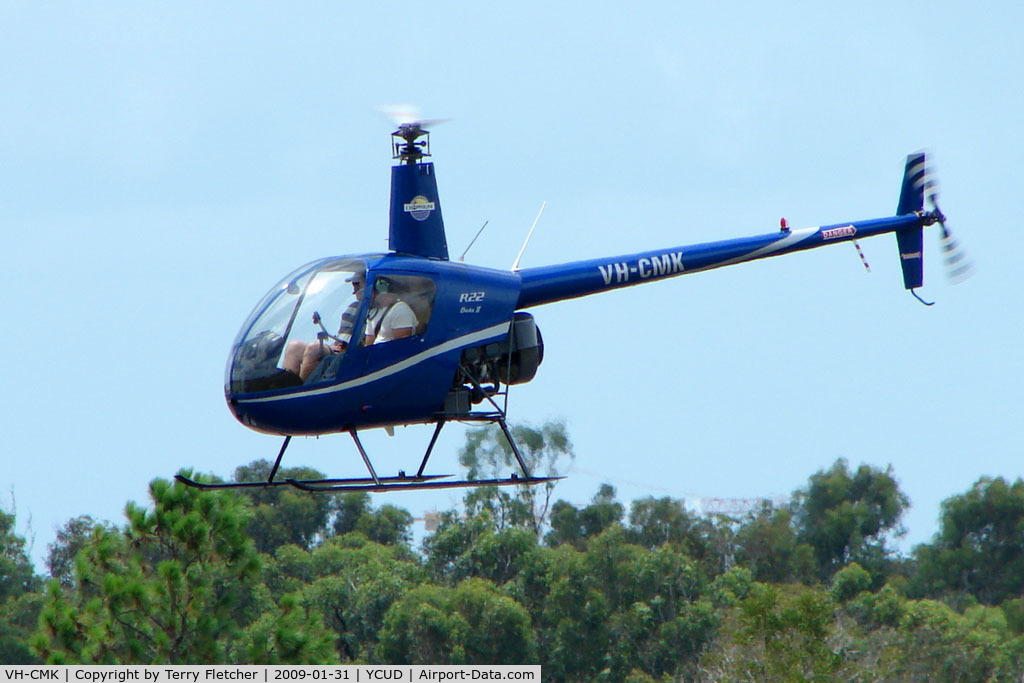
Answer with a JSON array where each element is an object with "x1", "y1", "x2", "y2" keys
[
  {"x1": 687, "y1": 227, "x2": 818, "y2": 273},
  {"x1": 237, "y1": 321, "x2": 512, "y2": 404}
]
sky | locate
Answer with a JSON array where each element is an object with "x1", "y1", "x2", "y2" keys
[{"x1": 2, "y1": 2, "x2": 1021, "y2": 572}]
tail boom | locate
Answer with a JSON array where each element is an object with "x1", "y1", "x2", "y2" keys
[{"x1": 515, "y1": 213, "x2": 929, "y2": 309}]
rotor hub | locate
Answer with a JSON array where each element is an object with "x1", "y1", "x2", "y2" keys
[{"x1": 392, "y1": 123, "x2": 430, "y2": 165}]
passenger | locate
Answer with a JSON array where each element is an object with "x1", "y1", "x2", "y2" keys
[
  {"x1": 363, "y1": 277, "x2": 416, "y2": 345},
  {"x1": 282, "y1": 273, "x2": 365, "y2": 380}
]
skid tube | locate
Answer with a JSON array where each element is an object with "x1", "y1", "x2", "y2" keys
[{"x1": 175, "y1": 414, "x2": 563, "y2": 493}]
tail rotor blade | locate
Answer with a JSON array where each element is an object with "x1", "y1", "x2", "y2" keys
[
  {"x1": 924, "y1": 168, "x2": 974, "y2": 284},
  {"x1": 938, "y1": 218, "x2": 974, "y2": 283}
]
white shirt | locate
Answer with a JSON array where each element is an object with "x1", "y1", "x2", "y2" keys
[{"x1": 365, "y1": 301, "x2": 416, "y2": 344}]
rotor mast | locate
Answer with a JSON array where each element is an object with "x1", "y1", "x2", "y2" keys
[{"x1": 388, "y1": 122, "x2": 449, "y2": 259}]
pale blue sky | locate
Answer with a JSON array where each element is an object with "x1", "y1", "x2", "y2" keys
[{"x1": 2, "y1": 2, "x2": 1021, "y2": 569}]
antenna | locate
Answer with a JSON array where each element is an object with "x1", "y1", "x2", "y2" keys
[
  {"x1": 512, "y1": 201, "x2": 546, "y2": 271},
  {"x1": 458, "y1": 221, "x2": 489, "y2": 262}
]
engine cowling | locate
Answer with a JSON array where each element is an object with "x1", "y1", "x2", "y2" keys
[
  {"x1": 498, "y1": 312, "x2": 543, "y2": 384},
  {"x1": 458, "y1": 312, "x2": 543, "y2": 386}
]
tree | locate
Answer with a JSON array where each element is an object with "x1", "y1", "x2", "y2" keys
[
  {"x1": 376, "y1": 579, "x2": 536, "y2": 665},
  {"x1": 0, "y1": 509, "x2": 39, "y2": 602},
  {"x1": 627, "y1": 497, "x2": 703, "y2": 549},
  {"x1": 537, "y1": 525, "x2": 718, "y2": 680},
  {"x1": 268, "y1": 534, "x2": 426, "y2": 662},
  {"x1": 706, "y1": 583, "x2": 842, "y2": 681},
  {"x1": 234, "y1": 460, "x2": 335, "y2": 554},
  {"x1": 881, "y1": 600, "x2": 1024, "y2": 679},
  {"x1": 0, "y1": 508, "x2": 42, "y2": 663},
  {"x1": 32, "y1": 475, "x2": 334, "y2": 663},
  {"x1": 545, "y1": 483, "x2": 623, "y2": 548},
  {"x1": 46, "y1": 515, "x2": 114, "y2": 589},
  {"x1": 625, "y1": 496, "x2": 731, "y2": 578},
  {"x1": 733, "y1": 504, "x2": 815, "y2": 584},
  {"x1": 911, "y1": 476, "x2": 1024, "y2": 605},
  {"x1": 511, "y1": 545, "x2": 610, "y2": 680},
  {"x1": 830, "y1": 562, "x2": 872, "y2": 603},
  {"x1": 600, "y1": 543, "x2": 717, "y2": 680},
  {"x1": 459, "y1": 420, "x2": 574, "y2": 535},
  {"x1": 423, "y1": 508, "x2": 497, "y2": 585},
  {"x1": 241, "y1": 590, "x2": 339, "y2": 664},
  {"x1": 332, "y1": 492, "x2": 372, "y2": 536},
  {"x1": 794, "y1": 459, "x2": 908, "y2": 581},
  {"x1": 331, "y1": 493, "x2": 413, "y2": 546}
]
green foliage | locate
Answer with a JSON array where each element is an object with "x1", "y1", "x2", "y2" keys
[
  {"x1": 234, "y1": 460, "x2": 335, "y2": 554},
  {"x1": 626, "y1": 497, "x2": 730, "y2": 577},
  {"x1": 711, "y1": 566, "x2": 754, "y2": 607},
  {"x1": 881, "y1": 599, "x2": 1024, "y2": 679},
  {"x1": 331, "y1": 492, "x2": 413, "y2": 546},
  {"x1": 545, "y1": 483, "x2": 623, "y2": 548},
  {"x1": 422, "y1": 508, "x2": 499, "y2": 584},
  {"x1": 45, "y1": 515, "x2": 114, "y2": 590},
  {"x1": 376, "y1": 579, "x2": 536, "y2": 665},
  {"x1": 795, "y1": 458, "x2": 908, "y2": 581},
  {"x1": 626, "y1": 497, "x2": 698, "y2": 549},
  {"x1": 241, "y1": 590, "x2": 338, "y2": 664},
  {"x1": 459, "y1": 420, "x2": 574, "y2": 534},
  {"x1": 713, "y1": 583, "x2": 842, "y2": 681},
  {"x1": 733, "y1": 503, "x2": 816, "y2": 584},
  {"x1": 1002, "y1": 597, "x2": 1024, "y2": 635},
  {"x1": 0, "y1": 508, "x2": 42, "y2": 663},
  {"x1": 831, "y1": 562, "x2": 872, "y2": 603},
  {"x1": 512, "y1": 545, "x2": 610, "y2": 680},
  {"x1": 849, "y1": 582, "x2": 907, "y2": 628},
  {"x1": 267, "y1": 534, "x2": 426, "y2": 662},
  {"x1": 1, "y1": 591, "x2": 43, "y2": 664},
  {"x1": 31, "y1": 475, "x2": 333, "y2": 664},
  {"x1": 5, "y1": 427, "x2": 1024, "y2": 676},
  {"x1": 512, "y1": 524, "x2": 718, "y2": 680},
  {"x1": 0, "y1": 509, "x2": 39, "y2": 602},
  {"x1": 911, "y1": 476, "x2": 1024, "y2": 606}
]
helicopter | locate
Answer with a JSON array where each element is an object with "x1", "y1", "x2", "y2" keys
[{"x1": 177, "y1": 120, "x2": 967, "y2": 493}]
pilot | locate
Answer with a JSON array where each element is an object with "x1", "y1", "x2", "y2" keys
[
  {"x1": 281, "y1": 272, "x2": 365, "y2": 380},
  {"x1": 363, "y1": 277, "x2": 416, "y2": 345}
]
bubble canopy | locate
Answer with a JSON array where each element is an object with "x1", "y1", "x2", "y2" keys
[{"x1": 225, "y1": 256, "x2": 369, "y2": 395}]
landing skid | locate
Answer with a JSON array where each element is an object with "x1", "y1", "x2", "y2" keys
[
  {"x1": 176, "y1": 409, "x2": 560, "y2": 493},
  {"x1": 285, "y1": 474, "x2": 562, "y2": 493},
  {"x1": 174, "y1": 472, "x2": 452, "y2": 491}
]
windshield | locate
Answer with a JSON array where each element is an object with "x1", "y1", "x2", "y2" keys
[{"x1": 226, "y1": 257, "x2": 368, "y2": 394}]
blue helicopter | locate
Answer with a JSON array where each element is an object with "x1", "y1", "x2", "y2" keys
[{"x1": 177, "y1": 121, "x2": 967, "y2": 493}]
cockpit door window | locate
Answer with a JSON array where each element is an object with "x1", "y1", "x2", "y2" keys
[{"x1": 360, "y1": 274, "x2": 437, "y2": 347}]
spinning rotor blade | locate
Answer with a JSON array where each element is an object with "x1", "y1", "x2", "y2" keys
[
  {"x1": 377, "y1": 104, "x2": 450, "y2": 131},
  {"x1": 923, "y1": 171, "x2": 974, "y2": 284}
]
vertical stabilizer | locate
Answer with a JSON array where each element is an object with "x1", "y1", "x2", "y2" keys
[{"x1": 895, "y1": 152, "x2": 927, "y2": 290}]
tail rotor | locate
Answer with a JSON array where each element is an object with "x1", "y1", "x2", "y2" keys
[
  {"x1": 896, "y1": 152, "x2": 973, "y2": 304},
  {"x1": 924, "y1": 178, "x2": 974, "y2": 284}
]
